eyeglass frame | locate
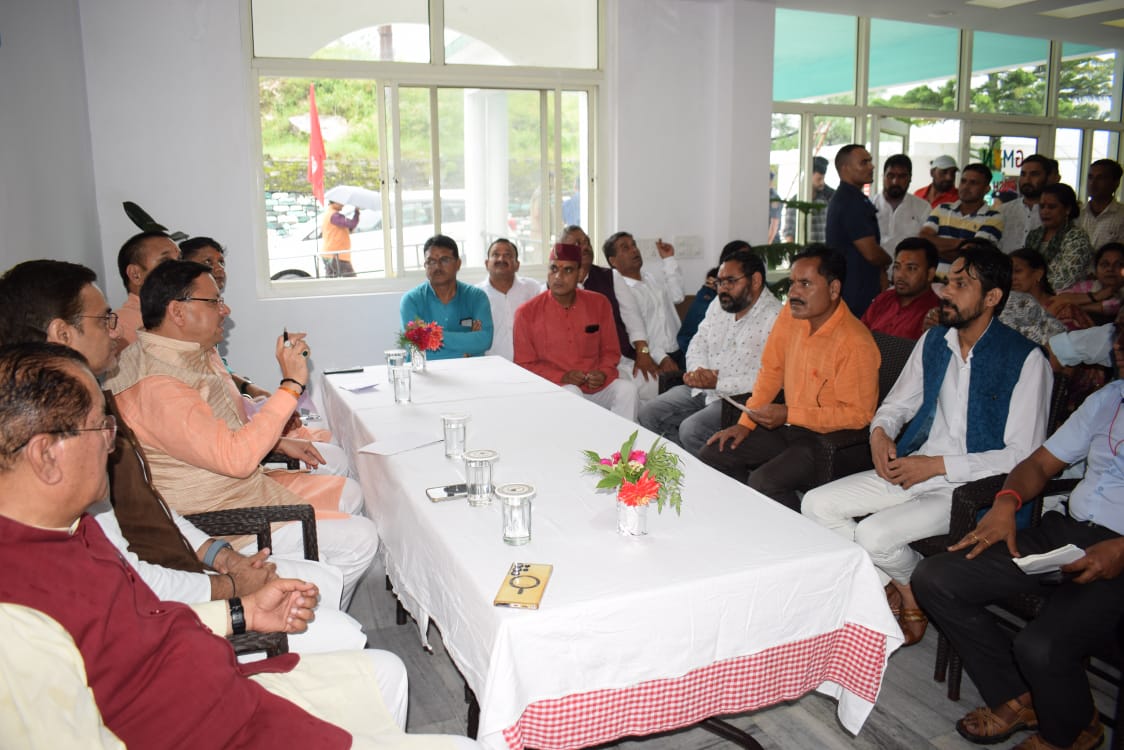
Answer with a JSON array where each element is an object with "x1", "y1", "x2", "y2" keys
[
  {"x1": 423, "y1": 256, "x2": 458, "y2": 269},
  {"x1": 179, "y1": 296, "x2": 226, "y2": 307},
  {"x1": 7, "y1": 415, "x2": 117, "y2": 456},
  {"x1": 715, "y1": 274, "x2": 747, "y2": 289},
  {"x1": 78, "y1": 312, "x2": 119, "y2": 331}
]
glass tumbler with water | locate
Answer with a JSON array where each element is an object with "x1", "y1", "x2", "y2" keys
[
  {"x1": 498, "y1": 483, "x2": 534, "y2": 545},
  {"x1": 384, "y1": 348, "x2": 407, "y2": 382},
  {"x1": 441, "y1": 413, "x2": 469, "y2": 459},
  {"x1": 463, "y1": 449, "x2": 498, "y2": 507},
  {"x1": 389, "y1": 364, "x2": 411, "y2": 404}
]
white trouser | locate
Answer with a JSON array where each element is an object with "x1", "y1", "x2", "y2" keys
[
  {"x1": 801, "y1": 469, "x2": 954, "y2": 586},
  {"x1": 561, "y1": 379, "x2": 638, "y2": 420},
  {"x1": 266, "y1": 557, "x2": 367, "y2": 654},
  {"x1": 617, "y1": 358, "x2": 660, "y2": 404},
  {"x1": 312, "y1": 441, "x2": 353, "y2": 478}
]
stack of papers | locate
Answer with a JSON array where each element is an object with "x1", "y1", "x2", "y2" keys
[{"x1": 1012, "y1": 544, "x2": 1085, "y2": 574}]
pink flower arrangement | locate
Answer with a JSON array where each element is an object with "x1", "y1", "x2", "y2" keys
[
  {"x1": 399, "y1": 319, "x2": 444, "y2": 352},
  {"x1": 582, "y1": 431, "x2": 683, "y2": 514}
]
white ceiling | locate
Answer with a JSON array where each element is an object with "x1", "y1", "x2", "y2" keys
[{"x1": 773, "y1": 0, "x2": 1124, "y2": 49}]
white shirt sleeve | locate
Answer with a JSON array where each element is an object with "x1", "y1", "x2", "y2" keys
[
  {"x1": 1049, "y1": 323, "x2": 1114, "y2": 367},
  {"x1": 90, "y1": 502, "x2": 212, "y2": 604},
  {"x1": 942, "y1": 350, "x2": 1052, "y2": 483},
  {"x1": 0, "y1": 604, "x2": 126, "y2": 749},
  {"x1": 171, "y1": 508, "x2": 210, "y2": 552},
  {"x1": 658, "y1": 256, "x2": 686, "y2": 304},
  {"x1": 612, "y1": 271, "x2": 648, "y2": 345},
  {"x1": 870, "y1": 330, "x2": 928, "y2": 438}
]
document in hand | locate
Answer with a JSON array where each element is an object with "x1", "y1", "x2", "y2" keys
[{"x1": 1012, "y1": 544, "x2": 1085, "y2": 574}]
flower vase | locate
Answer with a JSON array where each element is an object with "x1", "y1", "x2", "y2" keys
[
  {"x1": 616, "y1": 499, "x2": 648, "y2": 536},
  {"x1": 410, "y1": 347, "x2": 427, "y2": 372}
]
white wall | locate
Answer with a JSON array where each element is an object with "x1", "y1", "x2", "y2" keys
[
  {"x1": 6, "y1": 0, "x2": 773, "y2": 386},
  {"x1": 0, "y1": 0, "x2": 101, "y2": 272}
]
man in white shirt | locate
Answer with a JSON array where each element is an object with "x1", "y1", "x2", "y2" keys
[
  {"x1": 603, "y1": 231, "x2": 686, "y2": 402},
  {"x1": 475, "y1": 238, "x2": 542, "y2": 360},
  {"x1": 1078, "y1": 158, "x2": 1124, "y2": 250},
  {"x1": 638, "y1": 249, "x2": 780, "y2": 455},
  {"x1": 997, "y1": 154, "x2": 1055, "y2": 253},
  {"x1": 872, "y1": 154, "x2": 931, "y2": 265}
]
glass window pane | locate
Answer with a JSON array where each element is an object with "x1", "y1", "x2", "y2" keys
[
  {"x1": 1060, "y1": 45, "x2": 1117, "y2": 122},
  {"x1": 968, "y1": 134, "x2": 1040, "y2": 202},
  {"x1": 773, "y1": 10, "x2": 856, "y2": 105},
  {"x1": 261, "y1": 77, "x2": 384, "y2": 281},
  {"x1": 1055, "y1": 128, "x2": 1083, "y2": 190},
  {"x1": 444, "y1": 0, "x2": 597, "y2": 68},
  {"x1": 812, "y1": 116, "x2": 855, "y2": 190},
  {"x1": 393, "y1": 88, "x2": 435, "y2": 274},
  {"x1": 868, "y1": 20, "x2": 958, "y2": 112},
  {"x1": 769, "y1": 113, "x2": 801, "y2": 249},
  {"x1": 252, "y1": 0, "x2": 430, "y2": 63},
  {"x1": 560, "y1": 92, "x2": 590, "y2": 245},
  {"x1": 970, "y1": 32, "x2": 1049, "y2": 116}
]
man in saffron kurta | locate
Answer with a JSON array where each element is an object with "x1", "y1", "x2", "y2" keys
[
  {"x1": 700, "y1": 245, "x2": 880, "y2": 510},
  {"x1": 113, "y1": 231, "x2": 180, "y2": 346},
  {"x1": 803, "y1": 246, "x2": 1051, "y2": 647},
  {"x1": 514, "y1": 243, "x2": 638, "y2": 419},
  {"x1": 104, "y1": 261, "x2": 377, "y2": 606}
]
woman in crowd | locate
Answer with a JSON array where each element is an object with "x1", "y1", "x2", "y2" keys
[
  {"x1": 1050, "y1": 242, "x2": 1124, "y2": 325},
  {"x1": 1010, "y1": 248, "x2": 1054, "y2": 310},
  {"x1": 1024, "y1": 183, "x2": 1095, "y2": 292}
]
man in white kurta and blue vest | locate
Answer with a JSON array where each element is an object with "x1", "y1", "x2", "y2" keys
[{"x1": 802, "y1": 245, "x2": 1052, "y2": 647}]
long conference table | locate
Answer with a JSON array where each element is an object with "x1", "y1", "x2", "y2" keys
[{"x1": 321, "y1": 356, "x2": 903, "y2": 750}]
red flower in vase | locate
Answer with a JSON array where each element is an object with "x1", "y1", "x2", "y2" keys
[{"x1": 617, "y1": 470, "x2": 661, "y2": 507}]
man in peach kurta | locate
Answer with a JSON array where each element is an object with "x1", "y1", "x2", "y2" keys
[{"x1": 104, "y1": 260, "x2": 377, "y2": 605}]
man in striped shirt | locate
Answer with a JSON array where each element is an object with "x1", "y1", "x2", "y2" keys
[{"x1": 921, "y1": 163, "x2": 1005, "y2": 269}]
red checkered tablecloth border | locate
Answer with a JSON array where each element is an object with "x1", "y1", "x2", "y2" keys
[{"x1": 500, "y1": 622, "x2": 888, "y2": 750}]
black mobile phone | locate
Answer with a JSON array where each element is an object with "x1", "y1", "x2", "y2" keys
[{"x1": 426, "y1": 484, "x2": 467, "y2": 502}]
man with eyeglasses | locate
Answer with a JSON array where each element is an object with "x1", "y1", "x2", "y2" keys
[
  {"x1": 0, "y1": 259, "x2": 368, "y2": 651},
  {"x1": 104, "y1": 260, "x2": 378, "y2": 608},
  {"x1": 514, "y1": 243, "x2": 637, "y2": 419},
  {"x1": 114, "y1": 230, "x2": 180, "y2": 346},
  {"x1": 400, "y1": 234, "x2": 493, "y2": 359},
  {"x1": 638, "y1": 249, "x2": 780, "y2": 456}
]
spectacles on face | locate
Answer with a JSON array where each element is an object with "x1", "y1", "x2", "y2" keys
[
  {"x1": 9, "y1": 415, "x2": 117, "y2": 456},
  {"x1": 715, "y1": 275, "x2": 746, "y2": 289},
  {"x1": 424, "y1": 256, "x2": 457, "y2": 269},
  {"x1": 180, "y1": 296, "x2": 225, "y2": 308},
  {"x1": 79, "y1": 312, "x2": 119, "y2": 331}
]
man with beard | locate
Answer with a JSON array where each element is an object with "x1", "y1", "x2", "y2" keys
[
  {"x1": 638, "y1": 249, "x2": 781, "y2": 455},
  {"x1": 872, "y1": 155, "x2": 931, "y2": 261},
  {"x1": 861, "y1": 238, "x2": 942, "y2": 340},
  {"x1": 915, "y1": 155, "x2": 960, "y2": 208},
  {"x1": 802, "y1": 245, "x2": 1051, "y2": 647},
  {"x1": 998, "y1": 154, "x2": 1056, "y2": 253},
  {"x1": 475, "y1": 238, "x2": 542, "y2": 360},
  {"x1": 699, "y1": 245, "x2": 880, "y2": 509},
  {"x1": 514, "y1": 243, "x2": 637, "y2": 418}
]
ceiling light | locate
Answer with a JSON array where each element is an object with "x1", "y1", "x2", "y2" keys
[
  {"x1": 1041, "y1": 0, "x2": 1124, "y2": 18},
  {"x1": 966, "y1": 0, "x2": 1037, "y2": 8}
]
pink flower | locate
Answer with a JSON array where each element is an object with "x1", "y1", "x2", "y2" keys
[
  {"x1": 628, "y1": 450, "x2": 647, "y2": 464},
  {"x1": 609, "y1": 452, "x2": 622, "y2": 465},
  {"x1": 599, "y1": 457, "x2": 614, "y2": 466}
]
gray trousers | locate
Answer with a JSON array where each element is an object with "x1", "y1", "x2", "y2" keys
[{"x1": 636, "y1": 385, "x2": 720, "y2": 456}]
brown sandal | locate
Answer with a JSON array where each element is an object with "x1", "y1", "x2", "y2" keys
[
  {"x1": 885, "y1": 583, "x2": 903, "y2": 618},
  {"x1": 1010, "y1": 712, "x2": 1104, "y2": 750},
  {"x1": 956, "y1": 697, "x2": 1038, "y2": 744},
  {"x1": 897, "y1": 608, "x2": 927, "y2": 646}
]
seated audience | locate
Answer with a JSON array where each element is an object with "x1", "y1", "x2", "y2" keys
[
  {"x1": 400, "y1": 235, "x2": 493, "y2": 359},
  {"x1": 913, "y1": 331, "x2": 1124, "y2": 750},
  {"x1": 1025, "y1": 183, "x2": 1095, "y2": 292},
  {"x1": 475, "y1": 238, "x2": 542, "y2": 360},
  {"x1": 0, "y1": 260, "x2": 363, "y2": 646},
  {"x1": 1051, "y1": 241, "x2": 1124, "y2": 324},
  {"x1": 604, "y1": 231, "x2": 686, "y2": 400},
  {"x1": 114, "y1": 231, "x2": 180, "y2": 345},
  {"x1": 103, "y1": 260, "x2": 377, "y2": 606},
  {"x1": 860, "y1": 237, "x2": 941, "y2": 340},
  {"x1": 803, "y1": 246, "x2": 1051, "y2": 646},
  {"x1": 1010, "y1": 247, "x2": 1055, "y2": 312},
  {"x1": 0, "y1": 342, "x2": 477, "y2": 749},
  {"x1": 675, "y1": 265, "x2": 719, "y2": 356},
  {"x1": 638, "y1": 249, "x2": 780, "y2": 455},
  {"x1": 698, "y1": 245, "x2": 880, "y2": 510},
  {"x1": 921, "y1": 163, "x2": 1005, "y2": 265},
  {"x1": 514, "y1": 243, "x2": 637, "y2": 419},
  {"x1": 1076, "y1": 158, "x2": 1124, "y2": 250}
]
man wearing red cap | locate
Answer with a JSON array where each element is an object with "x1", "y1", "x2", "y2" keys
[{"x1": 513, "y1": 243, "x2": 638, "y2": 419}]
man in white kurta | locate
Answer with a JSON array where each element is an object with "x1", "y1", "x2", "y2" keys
[
  {"x1": 475, "y1": 238, "x2": 542, "y2": 360},
  {"x1": 871, "y1": 155, "x2": 932, "y2": 266}
]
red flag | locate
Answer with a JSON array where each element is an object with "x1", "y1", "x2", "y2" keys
[{"x1": 307, "y1": 83, "x2": 326, "y2": 205}]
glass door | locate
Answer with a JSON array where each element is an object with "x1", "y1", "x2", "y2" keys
[{"x1": 965, "y1": 123, "x2": 1050, "y2": 204}]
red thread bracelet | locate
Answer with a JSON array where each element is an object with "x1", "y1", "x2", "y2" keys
[{"x1": 995, "y1": 488, "x2": 1023, "y2": 510}]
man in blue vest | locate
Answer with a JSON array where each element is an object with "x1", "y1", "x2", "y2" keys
[{"x1": 802, "y1": 245, "x2": 1052, "y2": 646}]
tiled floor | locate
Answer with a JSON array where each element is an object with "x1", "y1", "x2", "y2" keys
[{"x1": 346, "y1": 556, "x2": 1118, "y2": 749}]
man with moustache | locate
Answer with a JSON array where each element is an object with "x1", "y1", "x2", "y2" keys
[
  {"x1": 475, "y1": 238, "x2": 542, "y2": 360},
  {"x1": 826, "y1": 144, "x2": 891, "y2": 318},
  {"x1": 921, "y1": 163, "x2": 1005, "y2": 265},
  {"x1": 114, "y1": 230, "x2": 181, "y2": 345},
  {"x1": 699, "y1": 245, "x2": 880, "y2": 509},
  {"x1": 1077, "y1": 158, "x2": 1124, "y2": 250},
  {"x1": 400, "y1": 234, "x2": 493, "y2": 359},
  {"x1": 861, "y1": 238, "x2": 942, "y2": 340},
  {"x1": 803, "y1": 245, "x2": 1051, "y2": 647},
  {"x1": 915, "y1": 155, "x2": 960, "y2": 208},
  {"x1": 513, "y1": 243, "x2": 637, "y2": 418},
  {"x1": 872, "y1": 155, "x2": 932, "y2": 261},
  {"x1": 998, "y1": 154, "x2": 1056, "y2": 253},
  {"x1": 638, "y1": 249, "x2": 781, "y2": 455}
]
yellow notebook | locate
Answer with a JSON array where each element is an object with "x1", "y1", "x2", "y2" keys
[{"x1": 493, "y1": 562, "x2": 553, "y2": 610}]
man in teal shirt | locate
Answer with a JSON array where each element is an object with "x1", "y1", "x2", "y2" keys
[{"x1": 400, "y1": 235, "x2": 494, "y2": 359}]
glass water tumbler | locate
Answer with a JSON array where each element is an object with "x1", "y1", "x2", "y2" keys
[
  {"x1": 384, "y1": 348, "x2": 407, "y2": 382},
  {"x1": 389, "y1": 364, "x2": 411, "y2": 404},
  {"x1": 464, "y1": 449, "x2": 499, "y2": 507},
  {"x1": 498, "y1": 483, "x2": 534, "y2": 546},
  {"x1": 441, "y1": 413, "x2": 469, "y2": 459}
]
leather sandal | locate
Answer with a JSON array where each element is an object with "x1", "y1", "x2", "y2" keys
[
  {"x1": 885, "y1": 583, "x2": 903, "y2": 617},
  {"x1": 897, "y1": 607, "x2": 927, "y2": 646},
  {"x1": 956, "y1": 697, "x2": 1038, "y2": 744},
  {"x1": 1009, "y1": 712, "x2": 1104, "y2": 750}
]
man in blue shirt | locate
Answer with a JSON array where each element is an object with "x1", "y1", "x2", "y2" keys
[
  {"x1": 825, "y1": 145, "x2": 890, "y2": 318},
  {"x1": 400, "y1": 235, "x2": 493, "y2": 359},
  {"x1": 914, "y1": 329, "x2": 1124, "y2": 750}
]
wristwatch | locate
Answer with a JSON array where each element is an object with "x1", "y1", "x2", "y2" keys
[{"x1": 637, "y1": 345, "x2": 651, "y2": 355}]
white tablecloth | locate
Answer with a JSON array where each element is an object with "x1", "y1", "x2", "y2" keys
[{"x1": 322, "y1": 357, "x2": 902, "y2": 750}]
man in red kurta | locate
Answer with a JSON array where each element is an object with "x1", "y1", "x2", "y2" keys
[
  {"x1": 861, "y1": 237, "x2": 942, "y2": 341},
  {"x1": 514, "y1": 243, "x2": 638, "y2": 419}
]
